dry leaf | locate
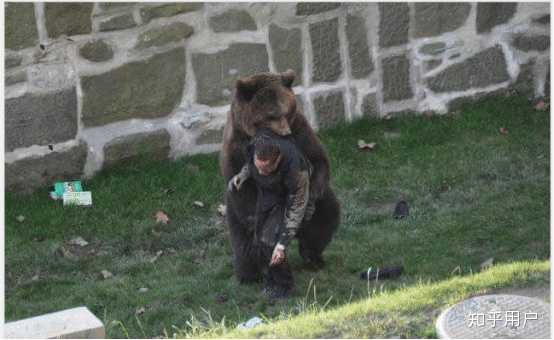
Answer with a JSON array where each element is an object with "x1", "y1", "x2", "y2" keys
[
  {"x1": 101, "y1": 269, "x2": 113, "y2": 280},
  {"x1": 149, "y1": 250, "x2": 164, "y2": 263},
  {"x1": 68, "y1": 236, "x2": 89, "y2": 247},
  {"x1": 58, "y1": 246, "x2": 76, "y2": 259},
  {"x1": 31, "y1": 274, "x2": 39, "y2": 281},
  {"x1": 357, "y1": 139, "x2": 376, "y2": 151},
  {"x1": 480, "y1": 257, "x2": 494, "y2": 271},
  {"x1": 155, "y1": 211, "x2": 170, "y2": 225},
  {"x1": 16, "y1": 215, "x2": 25, "y2": 223},
  {"x1": 384, "y1": 114, "x2": 392, "y2": 120},
  {"x1": 193, "y1": 201, "x2": 205, "y2": 208},
  {"x1": 499, "y1": 127, "x2": 509, "y2": 135},
  {"x1": 217, "y1": 204, "x2": 226, "y2": 216},
  {"x1": 135, "y1": 307, "x2": 146, "y2": 316},
  {"x1": 138, "y1": 287, "x2": 149, "y2": 293},
  {"x1": 534, "y1": 99, "x2": 548, "y2": 111}
]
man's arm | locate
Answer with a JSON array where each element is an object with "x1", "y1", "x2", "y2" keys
[{"x1": 279, "y1": 169, "x2": 310, "y2": 248}]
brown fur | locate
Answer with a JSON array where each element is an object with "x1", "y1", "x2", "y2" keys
[{"x1": 220, "y1": 70, "x2": 340, "y2": 291}]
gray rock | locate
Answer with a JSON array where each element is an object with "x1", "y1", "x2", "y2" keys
[
  {"x1": 79, "y1": 40, "x2": 114, "y2": 62},
  {"x1": 414, "y1": 3, "x2": 471, "y2": 38},
  {"x1": 425, "y1": 59, "x2": 442, "y2": 72},
  {"x1": 447, "y1": 87, "x2": 512, "y2": 112},
  {"x1": 196, "y1": 128, "x2": 223, "y2": 145},
  {"x1": 140, "y1": 3, "x2": 204, "y2": 23},
  {"x1": 382, "y1": 54, "x2": 413, "y2": 102},
  {"x1": 5, "y1": 142, "x2": 87, "y2": 194},
  {"x1": 268, "y1": 24, "x2": 303, "y2": 86},
  {"x1": 379, "y1": 3, "x2": 409, "y2": 48},
  {"x1": 512, "y1": 60, "x2": 535, "y2": 97},
  {"x1": 45, "y1": 3, "x2": 93, "y2": 38},
  {"x1": 103, "y1": 129, "x2": 170, "y2": 167},
  {"x1": 135, "y1": 22, "x2": 194, "y2": 49},
  {"x1": 310, "y1": 18, "x2": 342, "y2": 83},
  {"x1": 5, "y1": 70, "x2": 27, "y2": 86},
  {"x1": 81, "y1": 48, "x2": 186, "y2": 126},
  {"x1": 5, "y1": 87, "x2": 78, "y2": 151},
  {"x1": 296, "y1": 2, "x2": 341, "y2": 15},
  {"x1": 512, "y1": 34, "x2": 550, "y2": 52},
  {"x1": 192, "y1": 43, "x2": 269, "y2": 106},
  {"x1": 476, "y1": 3, "x2": 517, "y2": 33},
  {"x1": 5, "y1": 3, "x2": 38, "y2": 50},
  {"x1": 313, "y1": 90, "x2": 346, "y2": 129},
  {"x1": 346, "y1": 15, "x2": 373, "y2": 79},
  {"x1": 427, "y1": 46, "x2": 510, "y2": 92},
  {"x1": 5, "y1": 54, "x2": 23, "y2": 69},
  {"x1": 209, "y1": 9, "x2": 256, "y2": 33},
  {"x1": 533, "y1": 14, "x2": 550, "y2": 25},
  {"x1": 419, "y1": 42, "x2": 447, "y2": 56},
  {"x1": 362, "y1": 93, "x2": 378, "y2": 118},
  {"x1": 98, "y1": 2, "x2": 136, "y2": 11},
  {"x1": 98, "y1": 13, "x2": 136, "y2": 32}
]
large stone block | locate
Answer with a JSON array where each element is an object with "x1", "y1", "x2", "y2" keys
[
  {"x1": 268, "y1": 24, "x2": 303, "y2": 86},
  {"x1": 362, "y1": 93, "x2": 378, "y2": 118},
  {"x1": 414, "y1": 3, "x2": 471, "y2": 38},
  {"x1": 533, "y1": 14, "x2": 550, "y2": 25},
  {"x1": 5, "y1": 53, "x2": 23, "y2": 69},
  {"x1": 209, "y1": 9, "x2": 256, "y2": 33},
  {"x1": 5, "y1": 88, "x2": 78, "y2": 151},
  {"x1": 81, "y1": 48, "x2": 186, "y2": 126},
  {"x1": 379, "y1": 3, "x2": 409, "y2": 48},
  {"x1": 79, "y1": 39, "x2": 114, "y2": 62},
  {"x1": 427, "y1": 46, "x2": 510, "y2": 92},
  {"x1": 99, "y1": 2, "x2": 136, "y2": 11},
  {"x1": 103, "y1": 129, "x2": 171, "y2": 167},
  {"x1": 382, "y1": 54, "x2": 413, "y2": 102},
  {"x1": 45, "y1": 3, "x2": 93, "y2": 38},
  {"x1": 135, "y1": 22, "x2": 194, "y2": 49},
  {"x1": 5, "y1": 3, "x2": 38, "y2": 50},
  {"x1": 192, "y1": 43, "x2": 269, "y2": 106},
  {"x1": 346, "y1": 15, "x2": 373, "y2": 79},
  {"x1": 196, "y1": 128, "x2": 223, "y2": 145},
  {"x1": 313, "y1": 90, "x2": 346, "y2": 129},
  {"x1": 6, "y1": 142, "x2": 87, "y2": 194},
  {"x1": 310, "y1": 18, "x2": 342, "y2": 83},
  {"x1": 5, "y1": 70, "x2": 27, "y2": 86},
  {"x1": 512, "y1": 61, "x2": 535, "y2": 97},
  {"x1": 512, "y1": 34, "x2": 550, "y2": 52},
  {"x1": 296, "y1": 2, "x2": 341, "y2": 15},
  {"x1": 140, "y1": 3, "x2": 204, "y2": 23},
  {"x1": 476, "y1": 3, "x2": 517, "y2": 33},
  {"x1": 98, "y1": 13, "x2": 136, "y2": 32}
]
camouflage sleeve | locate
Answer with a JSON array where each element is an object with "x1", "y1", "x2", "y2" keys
[
  {"x1": 278, "y1": 169, "x2": 310, "y2": 247},
  {"x1": 228, "y1": 163, "x2": 251, "y2": 191}
]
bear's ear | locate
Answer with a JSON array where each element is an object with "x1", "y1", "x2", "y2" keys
[
  {"x1": 236, "y1": 78, "x2": 258, "y2": 101},
  {"x1": 281, "y1": 69, "x2": 296, "y2": 88}
]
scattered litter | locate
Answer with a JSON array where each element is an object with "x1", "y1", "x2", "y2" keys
[
  {"x1": 16, "y1": 215, "x2": 25, "y2": 223},
  {"x1": 357, "y1": 140, "x2": 376, "y2": 151},
  {"x1": 58, "y1": 246, "x2": 76, "y2": 259},
  {"x1": 217, "y1": 204, "x2": 226, "y2": 216},
  {"x1": 31, "y1": 274, "x2": 39, "y2": 281},
  {"x1": 499, "y1": 127, "x2": 509, "y2": 135},
  {"x1": 393, "y1": 201, "x2": 409, "y2": 219},
  {"x1": 193, "y1": 201, "x2": 205, "y2": 208},
  {"x1": 138, "y1": 287, "x2": 149, "y2": 293},
  {"x1": 166, "y1": 247, "x2": 177, "y2": 254},
  {"x1": 149, "y1": 250, "x2": 163, "y2": 263},
  {"x1": 50, "y1": 181, "x2": 83, "y2": 200},
  {"x1": 33, "y1": 236, "x2": 46, "y2": 242},
  {"x1": 155, "y1": 211, "x2": 170, "y2": 224},
  {"x1": 384, "y1": 114, "x2": 393, "y2": 120},
  {"x1": 360, "y1": 266, "x2": 404, "y2": 280},
  {"x1": 63, "y1": 191, "x2": 92, "y2": 206},
  {"x1": 237, "y1": 316, "x2": 264, "y2": 329},
  {"x1": 68, "y1": 236, "x2": 89, "y2": 247},
  {"x1": 480, "y1": 257, "x2": 494, "y2": 271},
  {"x1": 101, "y1": 270, "x2": 113, "y2": 280},
  {"x1": 135, "y1": 307, "x2": 146, "y2": 316}
]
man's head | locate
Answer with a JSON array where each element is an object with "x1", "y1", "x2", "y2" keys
[{"x1": 253, "y1": 131, "x2": 282, "y2": 176}]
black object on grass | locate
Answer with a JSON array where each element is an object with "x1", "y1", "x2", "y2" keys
[
  {"x1": 360, "y1": 266, "x2": 404, "y2": 280},
  {"x1": 393, "y1": 200, "x2": 409, "y2": 219}
]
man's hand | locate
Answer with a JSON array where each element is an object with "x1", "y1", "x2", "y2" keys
[
  {"x1": 270, "y1": 244, "x2": 286, "y2": 266},
  {"x1": 228, "y1": 174, "x2": 245, "y2": 191}
]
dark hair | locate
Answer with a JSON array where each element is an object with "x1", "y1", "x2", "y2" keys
[{"x1": 253, "y1": 131, "x2": 281, "y2": 161}]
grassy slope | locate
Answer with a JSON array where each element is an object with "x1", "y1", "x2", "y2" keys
[{"x1": 4, "y1": 95, "x2": 550, "y2": 338}]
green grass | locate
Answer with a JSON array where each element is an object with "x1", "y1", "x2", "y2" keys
[{"x1": 5, "y1": 95, "x2": 550, "y2": 338}]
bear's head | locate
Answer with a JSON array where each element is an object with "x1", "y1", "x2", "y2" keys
[{"x1": 231, "y1": 70, "x2": 298, "y2": 137}]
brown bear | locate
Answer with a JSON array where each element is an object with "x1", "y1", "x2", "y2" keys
[{"x1": 220, "y1": 70, "x2": 340, "y2": 298}]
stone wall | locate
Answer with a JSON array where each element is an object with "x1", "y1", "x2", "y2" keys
[{"x1": 4, "y1": 2, "x2": 551, "y2": 193}]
